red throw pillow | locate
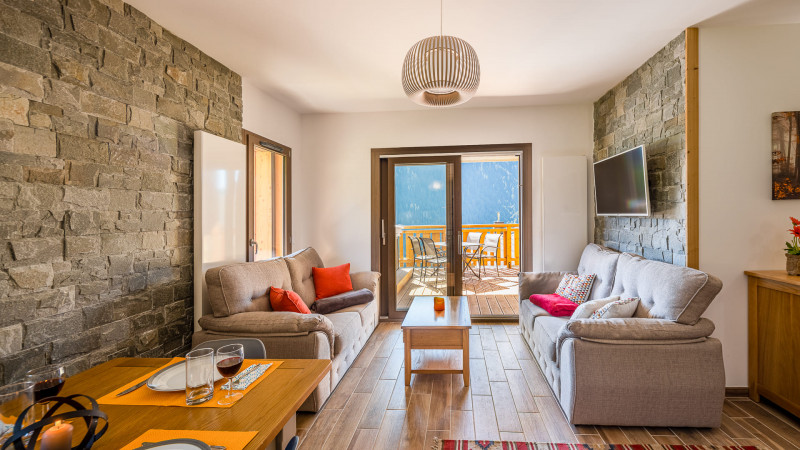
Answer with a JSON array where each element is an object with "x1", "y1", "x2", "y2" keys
[
  {"x1": 312, "y1": 263, "x2": 353, "y2": 300},
  {"x1": 530, "y1": 293, "x2": 579, "y2": 317},
  {"x1": 270, "y1": 287, "x2": 311, "y2": 314}
]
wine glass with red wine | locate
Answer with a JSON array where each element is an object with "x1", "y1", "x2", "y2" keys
[
  {"x1": 25, "y1": 365, "x2": 66, "y2": 420},
  {"x1": 215, "y1": 344, "x2": 244, "y2": 405}
]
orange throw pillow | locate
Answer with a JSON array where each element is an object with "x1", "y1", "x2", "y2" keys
[
  {"x1": 269, "y1": 286, "x2": 311, "y2": 314},
  {"x1": 312, "y1": 263, "x2": 353, "y2": 300}
]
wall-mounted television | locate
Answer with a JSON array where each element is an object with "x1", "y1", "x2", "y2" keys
[{"x1": 593, "y1": 145, "x2": 650, "y2": 216}]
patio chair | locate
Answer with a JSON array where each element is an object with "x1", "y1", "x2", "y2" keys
[
  {"x1": 479, "y1": 232, "x2": 503, "y2": 277},
  {"x1": 463, "y1": 232, "x2": 483, "y2": 279},
  {"x1": 408, "y1": 235, "x2": 430, "y2": 281},
  {"x1": 420, "y1": 236, "x2": 447, "y2": 284}
]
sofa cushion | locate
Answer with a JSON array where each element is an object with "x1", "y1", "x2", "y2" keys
[
  {"x1": 520, "y1": 299, "x2": 550, "y2": 331},
  {"x1": 577, "y1": 244, "x2": 620, "y2": 301},
  {"x1": 554, "y1": 273, "x2": 596, "y2": 304},
  {"x1": 589, "y1": 297, "x2": 639, "y2": 319},
  {"x1": 325, "y1": 311, "x2": 361, "y2": 357},
  {"x1": 205, "y1": 258, "x2": 292, "y2": 317},
  {"x1": 570, "y1": 296, "x2": 620, "y2": 320},
  {"x1": 532, "y1": 316, "x2": 569, "y2": 363},
  {"x1": 312, "y1": 264, "x2": 353, "y2": 300},
  {"x1": 336, "y1": 300, "x2": 376, "y2": 329},
  {"x1": 285, "y1": 247, "x2": 325, "y2": 307},
  {"x1": 611, "y1": 253, "x2": 723, "y2": 325},
  {"x1": 270, "y1": 287, "x2": 311, "y2": 314}
]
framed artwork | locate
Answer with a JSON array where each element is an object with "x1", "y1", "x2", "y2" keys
[{"x1": 773, "y1": 111, "x2": 800, "y2": 199}]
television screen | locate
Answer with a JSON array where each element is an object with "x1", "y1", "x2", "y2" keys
[{"x1": 593, "y1": 145, "x2": 650, "y2": 216}]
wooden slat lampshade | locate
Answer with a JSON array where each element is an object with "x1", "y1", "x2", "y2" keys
[{"x1": 401, "y1": 35, "x2": 480, "y2": 107}]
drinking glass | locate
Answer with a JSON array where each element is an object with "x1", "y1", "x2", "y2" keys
[
  {"x1": 185, "y1": 348, "x2": 214, "y2": 406},
  {"x1": 0, "y1": 381, "x2": 34, "y2": 444},
  {"x1": 215, "y1": 344, "x2": 244, "y2": 406},
  {"x1": 25, "y1": 365, "x2": 66, "y2": 421}
]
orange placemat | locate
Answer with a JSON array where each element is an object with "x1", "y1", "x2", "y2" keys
[
  {"x1": 120, "y1": 429, "x2": 258, "y2": 450},
  {"x1": 98, "y1": 359, "x2": 282, "y2": 408}
]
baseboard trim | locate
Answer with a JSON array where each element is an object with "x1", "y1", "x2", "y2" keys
[{"x1": 726, "y1": 387, "x2": 749, "y2": 397}]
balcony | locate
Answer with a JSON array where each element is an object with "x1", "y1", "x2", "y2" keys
[{"x1": 395, "y1": 223, "x2": 520, "y2": 317}]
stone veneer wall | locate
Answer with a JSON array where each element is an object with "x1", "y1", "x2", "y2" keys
[
  {"x1": 0, "y1": 0, "x2": 242, "y2": 384},
  {"x1": 593, "y1": 32, "x2": 687, "y2": 265}
]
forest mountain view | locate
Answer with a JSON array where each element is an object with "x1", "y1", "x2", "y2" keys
[{"x1": 394, "y1": 161, "x2": 520, "y2": 226}]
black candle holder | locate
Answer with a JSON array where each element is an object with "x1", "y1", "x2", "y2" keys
[{"x1": 1, "y1": 394, "x2": 108, "y2": 450}]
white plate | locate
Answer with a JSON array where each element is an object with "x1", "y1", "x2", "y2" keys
[
  {"x1": 134, "y1": 438, "x2": 210, "y2": 450},
  {"x1": 146, "y1": 362, "x2": 224, "y2": 392}
]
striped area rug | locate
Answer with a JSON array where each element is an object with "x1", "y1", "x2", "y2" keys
[{"x1": 433, "y1": 441, "x2": 760, "y2": 450}]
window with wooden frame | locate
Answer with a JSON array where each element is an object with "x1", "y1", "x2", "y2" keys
[{"x1": 243, "y1": 130, "x2": 292, "y2": 261}]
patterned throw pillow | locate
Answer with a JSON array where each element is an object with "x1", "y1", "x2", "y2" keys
[
  {"x1": 570, "y1": 296, "x2": 620, "y2": 320},
  {"x1": 589, "y1": 297, "x2": 640, "y2": 319},
  {"x1": 554, "y1": 274, "x2": 596, "y2": 304}
]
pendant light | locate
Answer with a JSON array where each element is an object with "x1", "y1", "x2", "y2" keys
[{"x1": 401, "y1": 0, "x2": 480, "y2": 107}]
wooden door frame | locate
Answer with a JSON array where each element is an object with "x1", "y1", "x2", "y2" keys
[
  {"x1": 385, "y1": 155, "x2": 462, "y2": 320},
  {"x1": 371, "y1": 143, "x2": 533, "y2": 317},
  {"x1": 243, "y1": 129, "x2": 292, "y2": 261},
  {"x1": 685, "y1": 27, "x2": 699, "y2": 269}
]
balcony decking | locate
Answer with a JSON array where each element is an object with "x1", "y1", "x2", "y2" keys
[
  {"x1": 394, "y1": 223, "x2": 521, "y2": 317},
  {"x1": 396, "y1": 265, "x2": 520, "y2": 316}
]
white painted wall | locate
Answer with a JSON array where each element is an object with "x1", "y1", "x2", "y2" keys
[
  {"x1": 242, "y1": 78, "x2": 301, "y2": 150},
  {"x1": 295, "y1": 105, "x2": 594, "y2": 272},
  {"x1": 699, "y1": 23, "x2": 800, "y2": 387},
  {"x1": 242, "y1": 78, "x2": 303, "y2": 252}
]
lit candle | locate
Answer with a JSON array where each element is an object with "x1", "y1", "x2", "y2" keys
[{"x1": 41, "y1": 420, "x2": 73, "y2": 450}]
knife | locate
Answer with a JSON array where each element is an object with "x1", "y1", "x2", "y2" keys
[
  {"x1": 115, "y1": 379, "x2": 148, "y2": 397},
  {"x1": 116, "y1": 360, "x2": 185, "y2": 397}
]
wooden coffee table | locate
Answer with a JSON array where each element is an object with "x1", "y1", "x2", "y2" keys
[{"x1": 401, "y1": 296, "x2": 472, "y2": 386}]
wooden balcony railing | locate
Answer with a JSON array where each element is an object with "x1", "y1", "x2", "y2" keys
[{"x1": 395, "y1": 223, "x2": 520, "y2": 270}]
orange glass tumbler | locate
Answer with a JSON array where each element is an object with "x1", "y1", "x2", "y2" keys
[{"x1": 433, "y1": 296, "x2": 445, "y2": 311}]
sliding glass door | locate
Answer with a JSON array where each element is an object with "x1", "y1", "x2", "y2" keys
[
  {"x1": 383, "y1": 156, "x2": 462, "y2": 319},
  {"x1": 459, "y1": 154, "x2": 521, "y2": 317}
]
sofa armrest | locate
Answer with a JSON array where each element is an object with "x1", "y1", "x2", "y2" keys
[
  {"x1": 558, "y1": 317, "x2": 715, "y2": 345},
  {"x1": 198, "y1": 312, "x2": 335, "y2": 355},
  {"x1": 351, "y1": 271, "x2": 380, "y2": 296},
  {"x1": 518, "y1": 271, "x2": 576, "y2": 301}
]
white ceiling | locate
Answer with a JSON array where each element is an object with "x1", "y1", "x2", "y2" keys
[{"x1": 126, "y1": 0, "x2": 798, "y2": 114}]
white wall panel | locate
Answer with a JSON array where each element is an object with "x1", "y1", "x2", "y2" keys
[
  {"x1": 193, "y1": 131, "x2": 247, "y2": 329},
  {"x1": 541, "y1": 156, "x2": 589, "y2": 271}
]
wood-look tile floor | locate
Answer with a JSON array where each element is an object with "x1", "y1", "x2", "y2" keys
[{"x1": 297, "y1": 322, "x2": 800, "y2": 449}]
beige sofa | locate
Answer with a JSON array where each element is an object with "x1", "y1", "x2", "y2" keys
[
  {"x1": 519, "y1": 244, "x2": 725, "y2": 427},
  {"x1": 192, "y1": 247, "x2": 380, "y2": 412}
]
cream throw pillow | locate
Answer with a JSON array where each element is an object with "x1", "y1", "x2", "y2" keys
[
  {"x1": 569, "y1": 296, "x2": 620, "y2": 320},
  {"x1": 589, "y1": 297, "x2": 640, "y2": 319}
]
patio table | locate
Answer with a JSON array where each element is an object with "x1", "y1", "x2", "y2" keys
[{"x1": 435, "y1": 241, "x2": 484, "y2": 279}]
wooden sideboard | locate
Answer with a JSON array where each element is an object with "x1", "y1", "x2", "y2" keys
[{"x1": 745, "y1": 270, "x2": 800, "y2": 418}]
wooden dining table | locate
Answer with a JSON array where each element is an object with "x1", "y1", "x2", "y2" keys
[{"x1": 60, "y1": 357, "x2": 330, "y2": 449}]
